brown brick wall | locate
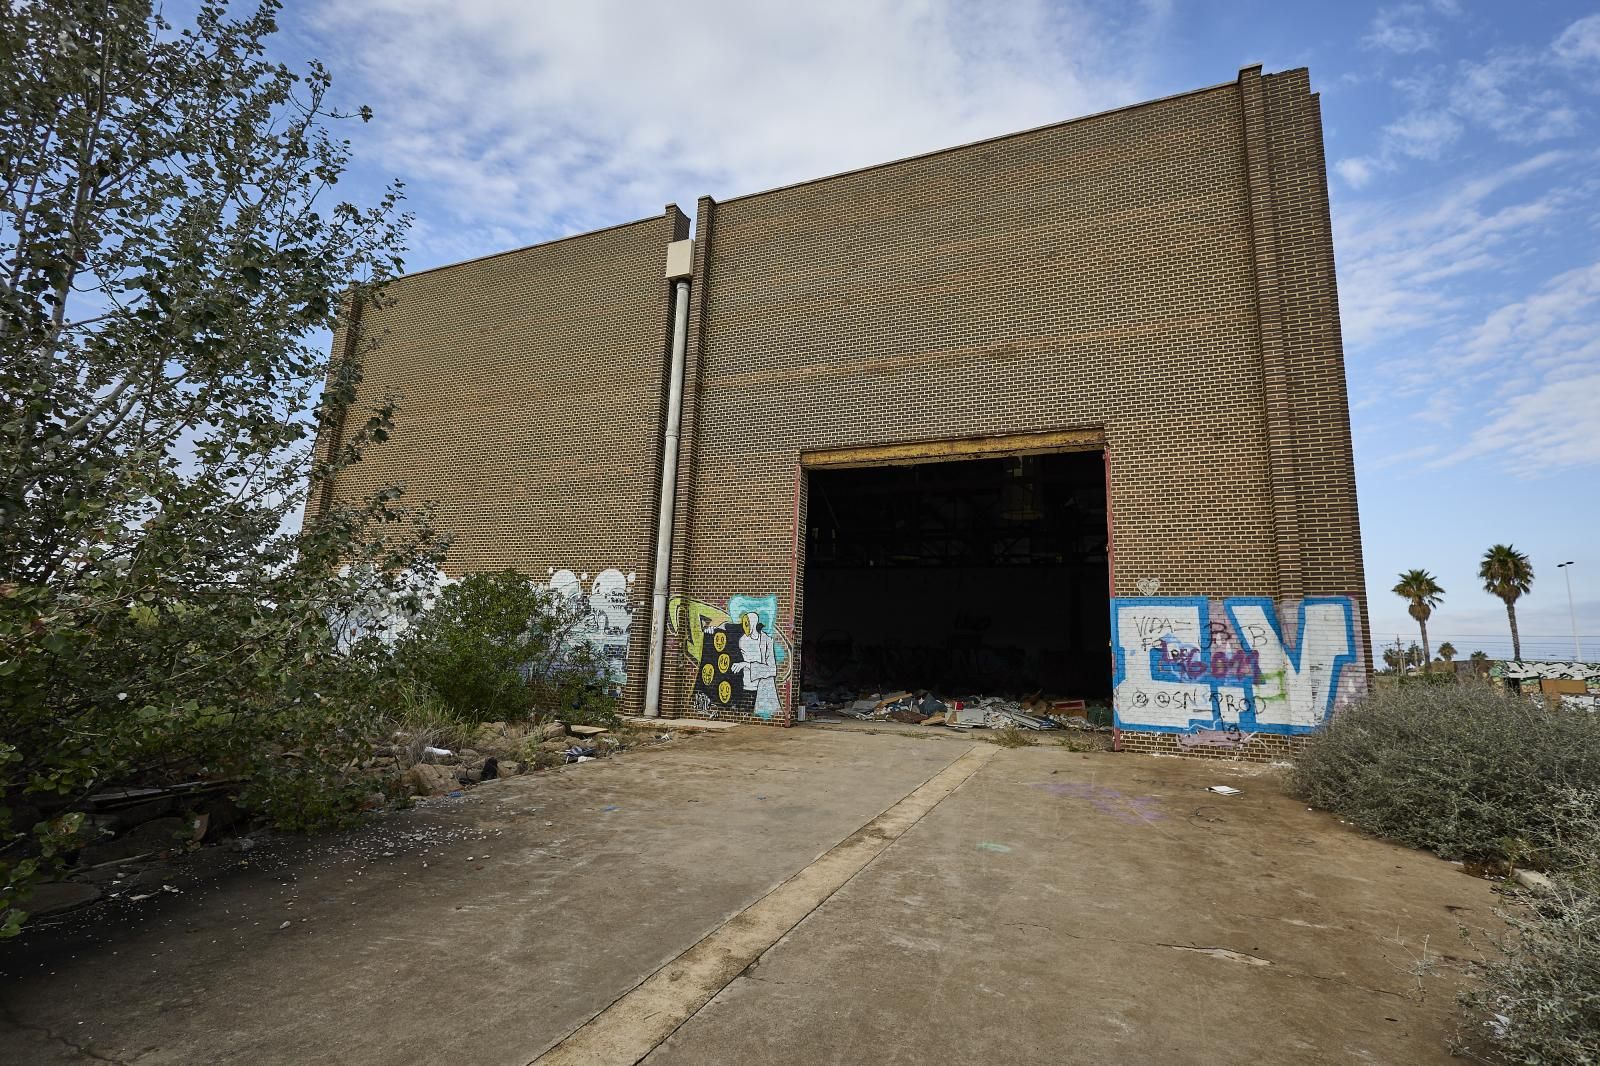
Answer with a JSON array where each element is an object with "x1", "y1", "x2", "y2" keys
[
  {"x1": 311, "y1": 67, "x2": 1368, "y2": 755},
  {"x1": 1115, "y1": 729, "x2": 1309, "y2": 764},
  {"x1": 662, "y1": 68, "x2": 1368, "y2": 730},
  {"x1": 315, "y1": 208, "x2": 688, "y2": 715}
]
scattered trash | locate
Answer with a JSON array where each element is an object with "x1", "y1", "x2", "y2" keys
[
  {"x1": 564, "y1": 746, "x2": 598, "y2": 763},
  {"x1": 422, "y1": 746, "x2": 454, "y2": 758},
  {"x1": 600, "y1": 805, "x2": 620, "y2": 812},
  {"x1": 984, "y1": 707, "x2": 1056, "y2": 731},
  {"x1": 976, "y1": 842, "x2": 1013, "y2": 853},
  {"x1": 278, "y1": 920, "x2": 290, "y2": 930},
  {"x1": 1206, "y1": 785, "x2": 1243, "y2": 796},
  {"x1": 810, "y1": 689, "x2": 1108, "y2": 732}
]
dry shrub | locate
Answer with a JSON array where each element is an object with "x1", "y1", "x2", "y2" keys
[
  {"x1": 1289, "y1": 682, "x2": 1600, "y2": 867},
  {"x1": 1457, "y1": 797, "x2": 1600, "y2": 1064}
]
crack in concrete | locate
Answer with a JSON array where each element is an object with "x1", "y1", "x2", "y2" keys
[
  {"x1": 0, "y1": 997, "x2": 133, "y2": 1064},
  {"x1": 1159, "y1": 943, "x2": 1274, "y2": 965},
  {"x1": 999, "y1": 922, "x2": 1416, "y2": 1002}
]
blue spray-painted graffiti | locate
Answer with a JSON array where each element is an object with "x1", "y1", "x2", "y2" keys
[{"x1": 1112, "y1": 596, "x2": 1363, "y2": 736}]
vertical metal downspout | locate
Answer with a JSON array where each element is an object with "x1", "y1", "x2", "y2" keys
[{"x1": 643, "y1": 279, "x2": 691, "y2": 717}]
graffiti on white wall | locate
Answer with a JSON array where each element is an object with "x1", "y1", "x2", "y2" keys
[
  {"x1": 1491, "y1": 660, "x2": 1600, "y2": 710},
  {"x1": 545, "y1": 568, "x2": 636, "y2": 684},
  {"x1": 1490, "y1": 660, "x2": 1600, "y2": 682},
  {"x1": 1112, "y1": 596, "x2": 1364, "y2": 736},
  {"x1": 668, "y1": 593, "x2": 793, "y2": 719}
]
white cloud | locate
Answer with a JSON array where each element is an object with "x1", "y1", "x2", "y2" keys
[
  {"x1": 310, "y1": 0, "x2": 1160, "y2": 259},
  {"x1": 1554, "y1": 13, "x2": 1600, "y2": 65},
  {"x1": 1335, "y1": 150, "x2": 1570, "y2": 349},
  {"x1": 1336, "y1": 156, "x2": 1379, "y2": 188},
  {"x1": 1451, "y1": 53, "x2": 1582, "y2": 143},
  {"x1": 1364, "y1": 442, "x2": 1441, "y2": 470},
  {"x1": 1364, "y1": 4, "x2": 1438, "y2": 54},
  {"x1": 1432, "y1": 369, "x2": 1600, "y2": 475},
  {"x1": 1456, "y1": 259, "x2": 1600, "y2": 371},
  {"x1": 1338, "y1": 30, "x2": 1592, "y2": 190},
  {"x1": 1384, "y1": 109, "x2": 1462, "y2": 159}
]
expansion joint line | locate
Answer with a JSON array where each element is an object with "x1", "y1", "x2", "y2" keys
[{"x1": 528, "y1": 743, "x2": 997, "y2": 1065}]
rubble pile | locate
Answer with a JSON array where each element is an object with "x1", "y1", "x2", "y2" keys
[
  {"x1": 382, "y1": 718, "x2": 675, "y2": 799},
  {"x1": 803, "y1": 690, "x2": 1110, "y2": 732}
]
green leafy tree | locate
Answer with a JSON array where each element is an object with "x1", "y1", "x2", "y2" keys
[
  {"x1": 395, "y1": 571, "x2": 618, "y2": 726},
  {"x1": 1438, "y1": 642, "x2": 1457, "y2": 662},
  {"x1": 0, "y1": 1, "x2": 439, "y2": 937},
  {"x1": 1406, "y1": 642, "x2": 1425, "y2": 669},
  {"x1": 1393, "y1": 570, "x2": 1445, "y2": 668},
  {"x1": 1470, "y1": 650, "x2": 1490, "y2": 663},
  {"x1": 1479, "y1": 544, "x2": 1534, "y2": 662},
  {"x1": 1382, "y1": 645, "x2": 1404, "y2": 673}
]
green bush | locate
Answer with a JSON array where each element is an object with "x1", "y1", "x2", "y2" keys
[
  {"x1": 1289, "y1": 682, "x2": 1600, "y2": 867},
  {"x1": 0, "y1": 1, "x2": 435, "y2": 937},
  {"x1": 1458, "y1": 799, "x2": 1600, "y2": 1064},
  {"x1": 394, "y1": 571, "x2": 619, "y2": 726},
  {"x1": 1398, "y1": 670, "x2": 1458, "y2": 687}
]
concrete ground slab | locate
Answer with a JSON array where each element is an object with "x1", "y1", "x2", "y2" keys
[
  {"x1": 0, "y1": 731, "x2": 1497, "y2": 1065},
  {"x1": 644, "y1": 747, "x2": 1495, "y2": 1066},
  {"x1": 0, "y1": 730, "x2": 964, "y2": 1065}
]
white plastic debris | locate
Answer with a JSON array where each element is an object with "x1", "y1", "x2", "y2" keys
[
  {"x1": 1206, "y1": 785, "x2": 1243, "y2": 796},
  {"x1": 423, "y1": 746, "x2": 454, "y2": 757}
]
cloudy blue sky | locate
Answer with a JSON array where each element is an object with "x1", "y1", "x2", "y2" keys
[{"x1": 277, "y1": 1, "x2": 1600, "y2": 661}]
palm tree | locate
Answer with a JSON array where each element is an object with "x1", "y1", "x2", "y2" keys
[
  {"x1": 1438, "y1": 641, "x2": 1457, "y2": 662},
  {"x1": 1469, "y1": 649, "x2": 1489, "y2": 663},
  {"x1": 1393, "y1": 569, "x2": 1445, "y2": 667},
  {"x1": 1479, "y1": 544, "x2": 1534, "y2": 662},
  {"x1": 1382, "y1": 646, "x2": 1403, "y2": 673}
]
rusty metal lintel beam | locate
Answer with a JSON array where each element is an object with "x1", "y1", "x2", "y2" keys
[{"x1": 800, "y1": 429, "x2": 1105, "y2": 471}]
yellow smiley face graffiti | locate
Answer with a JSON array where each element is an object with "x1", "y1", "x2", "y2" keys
[
  {"x1": 713, "y1": 630, "x2": 727, "y2": 652},
  {"x1": 701, "y1": 663, "x2": 714, "y2": 685},
  {"x1": 718, "y1": 680, "x2": 732, "y2": 704},
  {"x1": 717, "y1": 652, "x2": 731, "y2": 673}
]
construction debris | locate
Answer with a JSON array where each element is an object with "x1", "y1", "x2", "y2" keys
[{"x1": 809, "y1": 690, "x2": 1111, "y2": 732}]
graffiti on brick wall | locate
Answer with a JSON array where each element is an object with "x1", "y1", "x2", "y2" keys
[
  {"x1": 1112, "y1": 596, "x2": 1363, "y2": 736},
  {"x1": 1177, "y1": 726, "x2": 1257, "y2": 750},
  {"x1": 545, "y1": 568, "x2": 636, "y2": 684},
  {"x1": 668, "y1": 594, "x2": 793, "y2": 719}
]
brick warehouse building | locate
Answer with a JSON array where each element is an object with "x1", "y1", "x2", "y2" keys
[{"x1": 312, "y1": 66, "x2": 1369, "y2": 760}]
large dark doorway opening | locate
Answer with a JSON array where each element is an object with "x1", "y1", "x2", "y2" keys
[{"x1": 801, "y1": 450, "x2": 1111, "y2": 700}]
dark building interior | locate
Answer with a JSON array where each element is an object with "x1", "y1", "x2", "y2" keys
[{"x1": 801, "y1": 450, "x2": 1111, "y2": 700}]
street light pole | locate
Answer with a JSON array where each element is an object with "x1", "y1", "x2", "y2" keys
[{"x1": 1557, "y1": 561, "x2": 1581, "y2": 661}]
